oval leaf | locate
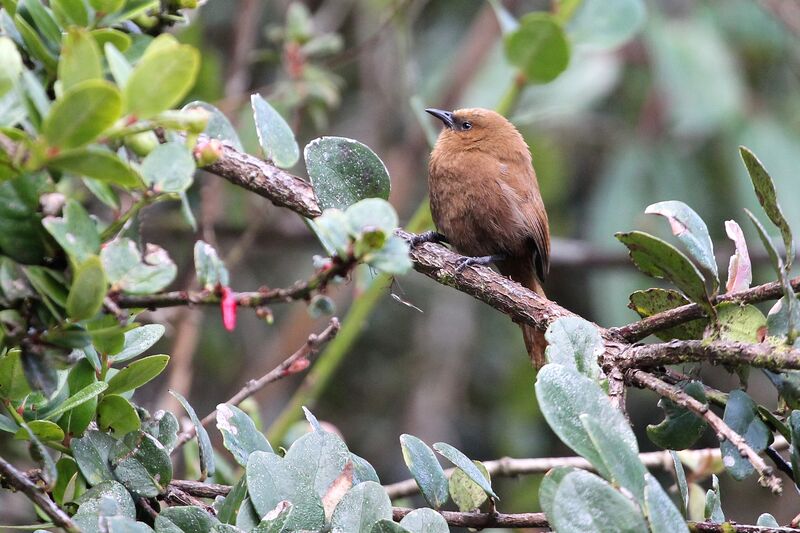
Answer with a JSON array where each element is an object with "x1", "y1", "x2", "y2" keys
[
  {"x1": 544, "y1": 316, "x2": 602, "y2": 381},
  {"x1": 48, "y1": 147, "x2": 143, "y2": 188},
  {"x1": 251, "y1": 95, "x2": 299, "y2": 168},
  {"x1": 43, "y1": 80, "x2": 122, "y2": 149},
  {"x1": 330, "y1": 481, "x2": 392, "y2": 533},
  {"x1": 399, "y1": 434, "x2": 449, "y2": 509},
  {"x1": 105, "y1": 354, "x2": 170, "y2": 395},
  {"x1": 217, "y1": 403, "x2": 273, "y2": 467},
  {"x1": 720, "y1": 390, "x2": 771, "y2": 480},
  {"x1": 432, "y1": 442, "x2": 496, "y2": 500},
  {"x1": 66, "y1": 256, "x2": 107, "y2": 321},
  {"x1": 398, "y1": 508, "x2": 449, "y2": 533},
  {"x1": 183, "y1": 101, "x2": 244, "y2": 151},
  {"x1": 644, "y1": 473, "x2": 690, "y2": 533},
  {"x1": 504, "y1": 13, "x2": 570, "y2": 83},
  {"x1": 44, "y1": 380, "x2": 108, "y2": 421},
  {"x1": 140, "y1": 141, "x2": 196, "y2": 193},
  {"x1": 59, "y1": 27, "x2": 103, "y2": 91},
  {"x1": 305, "y1": 136, "x2": 390, "y2": 210},
  {"x1": 171, "y1": 390, "x2": 215, "y2": 479},
  {"x1": 124, "y1": 42, "x2": 200, "y2": 118},
  {"x1": 111, "y1": 324, "x2": 166, "y2": 363}
]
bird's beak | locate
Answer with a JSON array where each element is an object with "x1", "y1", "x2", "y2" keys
[{"x1": 425, "y1": 108, "x2": 455, "y2": 129}]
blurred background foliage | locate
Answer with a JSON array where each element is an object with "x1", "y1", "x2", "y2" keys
[{"x1": 4, "y1": 0, "x2": 800, "y2": 527}]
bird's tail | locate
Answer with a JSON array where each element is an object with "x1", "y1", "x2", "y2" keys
[{"x1": 497, "y1": 258, "x2": 547, "y2": 369}]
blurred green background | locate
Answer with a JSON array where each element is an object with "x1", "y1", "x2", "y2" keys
[{"x1": 4, "y1": 0, "x2": 800, "y2": 527}]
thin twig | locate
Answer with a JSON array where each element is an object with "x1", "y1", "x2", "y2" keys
[
  {"x1": 0, "y1": 455, "x2": 79, "y2": 533},
  {"x1": 172, "y1": 318, "x2": 340, "y2": 450},
  {"x1": 612, "y1": 277, "x2": 800, "y2": 342},
  {"x1": 625, "y1": 369, "x2": 782, "y2": 494},
  {"x1": 114, "y1": 258, "x2": 355, "y2": 310},
  {"x1": 391, "y1": 507, "x2": 547, "y2": 529},
  {"x1": 622, "y1": 339, "x2": 800, "y2": 372},
  {"x1": 384, "y1": 447, "x2": 721, "y2": 499}
]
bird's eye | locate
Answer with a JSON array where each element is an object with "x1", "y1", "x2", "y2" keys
[{"x1": 462, "y1": 121, "x2": 472, "y2": 130}]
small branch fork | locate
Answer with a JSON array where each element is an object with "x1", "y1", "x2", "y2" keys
[
  {"x1": 0, "y1": 455, "x2": 80, "y2": 533},
  {"x1": 172, "y1": 318, "x2": 341, "y2": 451},
  {"x1": 626, "y1": 369, "x2": 782, "y2": 494}
]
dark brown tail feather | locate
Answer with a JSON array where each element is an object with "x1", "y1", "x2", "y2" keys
[{"x1": 497, "y1": 258, "x2": 547, "y2": 369}]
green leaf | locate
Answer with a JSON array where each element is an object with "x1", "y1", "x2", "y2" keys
[
  {"x1": 616, "y1": 231, "x2": 712, "y2": 316},
  {"x1": 21, "y1": 0, "x2": 61, "y2": 46},
  {"x1": 194, "y1": 240, "x2": 229, "y2": 290},
  {"x1": 51, "y1": 0, "x2": 90, "y2": 26},
  {"x1": 449, "y1": 461, "x2": 489, "y2": 512},
  {"x1": 61, "y1": 359, "x2": 99, "y2": 436},
  {"x1": 140, "y1": 141, "x2": 196, "y2": 193},
  {"x1": 399, "y1": 433, "x2": 449, "y2": 509},
  {"x1": 372, "y1": 520, "x2": 411, "y2": 533},
  {"x1": 757, "y1": 514, "x2": 780, "y2": 527},
  {"x1": 42, "y1": 199, "x2": 101, "y2": 264},
  {"x1": 721, "y1": 390, "x2": 771, "y2": 480},
  {"x1": 44, "y1": 380, "x2": 107, "y2": 421},
  {"x1": 141, "y1": 409, "x2": 179, "y2": 453},
  {"x1": 91, "y1": 28, "x2": 132, "y2": 53},
  {"x1": 432, "y1": 442, "x2": 496, "y2": 500},
  {"x1": 643, "y1": 473, "x2": 690, "y2": 533},
  {"x1": 183, "y1": 101, "x2": 243, "y2": 151},
  {"x1": 645, "y1": 200, "x2": 718, "y2": 291},
  {"x1": 550, "y1": 470, "x2": 648, "y2": 533},
  {"x1": 330, "y1": 481, "x2": 392, "y2": 533},
  {"x1": 20, "y1": 344, "x2": 60, "y2": 395},
  {"x1": 397, "y1": 508, "x2": 449, "y2": 533},
  {"x1": 539, "y1": 466, "x2": 579, "y2": 521},
  {"x1": 251, "y1": 501, "x2": 292, "y2": 533},
  {"x1": 101, "y1": 238, "x2": 177, "y2": 294},
  {"x1": 504, "y1": 13, "x2": 570, "y2": 83},
  {"x1": 364, "y1": 235, "x2": 412, "y2": 275},
  {"x1": 0, "y1": 36, "x2": 22, "y2": 99},
  {"x1": 580, "y1": 413, "x2": 646, "y2": 501},
  {"x1": 66, "y1": 256, "x2": 108, "y2": 321},
  {"x1": 43, "y1": 80, "x2": 122, "y2": 150},
  {"x1": 105, "y1": 42, "x2": 133, "y2": 86},
  {"x1": 13, "y1": 419, "x2": 64, "y2": 441},
  {"x1": 704, "y1": 474, "x2": 724, "y2": 522},
  {"x1": 124, "y1": 39, "x2": 200, "y2": 119},
  {"x1": 74, "y1": 480, "x2": 136, "y2": 520},
  {"x1": 155, "y1": 506, "x2": 219, "y2": 533},
  {"x1": 567, "y1": 0, "x2": 646, "y2": 50},
  {"x1": 670, "y1": 451, "x2": 689, "y2": 517},
  {"x1": 790, "y1": 411, "x2": 800, "y2": 492},
  {"x1": 71, "y1": 429, "x2": 117, "y2": 486},
  {"x1": 14, "y1": 14, "x2": 57, "y2": 72},
  {"x1": 53, "y1": 456, "x2": 78, "y2": 504},
  {"x1": 59, "y1": 27, "x2": 102, "y2": 91},
  {"x1": 713, "y1": 303, "x2": 766, "y2": 343},
  {"x1": 171, "y1": 390, "x2": 215, "y2": 479},
  {"x1": 544, "y1": 316, "x2": 602, "y2": 381},
  {"x1": 284, "y1": 428, "x2": 350, "y2": 499},
  {"x1": 345, "y1": 198, "x2": 399, "y2": 237},
  {"x1": 305, "y1": 136, "x2": 391, "y2": 210},
  {"x1": 216, "y1": 476, "x2": 248, "y2": 525},
  {"x1": 246, "y1": 451, "x2": 325, "y2": 531},
  {"x1": 628, "y1": 289, "x2": 708, "y2": 341},
  {"x1": 216, "y1": 403, "x2": 273, "y2": 467},
  {"x1": 647, "y1": 381, "x2": 708, "y2": 450},
  {"x1": 0, "y1": 349, "x2": 31, "y2": 400},
  {"x1": 0, "y1": 174, "x2": 52, "y2": 264},
  {"x1": 110, "y1": 430, "x2": 172, "y2": 497},
  {"x1": 535, "y1": 364, "x2": 638, "y2": 480},
  {"x1": 89, "y1": 0, "x2": 124, "y2": 13},
  {"x1": 48, "y1": 147, "x2": 144, "y2": 188},
  {"x1": 112, "y1": 324, "x2": 165, "y2": 363},
  {"x1": 740, "y1": 146, "x2": 794, "y2": 268},
  {"x1": 250, "y1": 95, "x2": 299, "y2": 168},
  {"x1": 351, "y1": 452, "x2": 380, "y2": 484},
  {"x1": 87, "y1": 314, "x2": 128, "y2": 355},
  {"x1": 20, "y1": 421, "x2": 57, "y2": 488},
  {"x1": 105, "y1": 354, "x2": 169, "y2": 395},
  {"x1": 97, "y1": 394, "x2": 141, "y2": 435},
  {"x1": 311, "y1": 208, "x2": 351, "y2": 256}
]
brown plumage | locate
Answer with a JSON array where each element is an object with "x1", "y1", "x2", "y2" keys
[{"x1": 425, "y1": 107, "x2": 550, "y2": 367}]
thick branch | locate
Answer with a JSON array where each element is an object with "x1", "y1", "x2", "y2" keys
[
  {"x1": 623, "y1": 339, "x2": 800, "y2": 372},
  {"x1": 612, "y1": 277, "x2": 800, "y2": 342},
  {"x1": 625, "y1": 369, "x2": 782, "y2": 494},
  {"x1": 205, "y1": 142, "x2": 321, "y2": 218},
  {"x1": 172, "y1": 318, "x2": 340, "y2": 450},
  {"x1": 392, "y1": 507, "x2": 547, "y2": 528},
  {"x1": 384, "y1": 447, "x2": 720, "y2": 499},
  {"x1": 0, "y1": 455, "x2": 79, "y2": 533}
]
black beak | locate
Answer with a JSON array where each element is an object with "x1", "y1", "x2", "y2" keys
[{"x1": 425, "y1": 108, "x2": 455, "y2": 129}]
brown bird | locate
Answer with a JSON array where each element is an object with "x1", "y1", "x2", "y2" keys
[{"x1": 421, "y1": 107, "x2": 551, "y2": 367}]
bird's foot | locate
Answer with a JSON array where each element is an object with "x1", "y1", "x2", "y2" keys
[
  {"x1": 410, "y1": 231, "x2": 448, "y2": 247},
  {"x1": 454, "y1": 253, "x2": 506, "y2": 273}
]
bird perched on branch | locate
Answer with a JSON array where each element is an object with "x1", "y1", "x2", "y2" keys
[{"x1": 421, "y1": 107, "x2": 550, "y2": 368}]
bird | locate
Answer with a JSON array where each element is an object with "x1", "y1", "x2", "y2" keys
[{"x1": 421, "y1": 107, "x2": 550, "y2": 368}]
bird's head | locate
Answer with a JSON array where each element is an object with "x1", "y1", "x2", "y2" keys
[{"x1": 425, "y1": 107, "x2": 525, "y2": 154}]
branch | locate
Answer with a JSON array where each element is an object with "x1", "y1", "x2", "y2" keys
[
  {"x1": 391, "y1": 507, "x2": 547, "y2": 529},
  {"x1": 114, "y1": 258, "x2": 355, "y2": 310},
  {"x1": 172, "y1": 318, "x2": 340, "y2": 450},
  {"x1": 204, "y1": 141, "x2": 320, "y2": 218},
  {"x1": 384, "y1": 447, "x2": 721, "y2": 499},
  {"x1": 622, "y1": 339, "x2": 800, "y2": 372},
  {"x1": 611, "y1": 277, "x2": 800, "y2": 342},
  {"x1": 625, "y1": 369, "x2": 782, "y2": 494},
  {"x1": 0, "y1": 455, "x2": 79, "y2": 533}
]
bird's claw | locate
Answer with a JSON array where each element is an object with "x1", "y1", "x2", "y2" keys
[
  {"x1": 410, "y1": 231, "x2": 447, "y2": 247},
  {"x1": 454, "y1": 255, "x2": 493, "y2": 273}
]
